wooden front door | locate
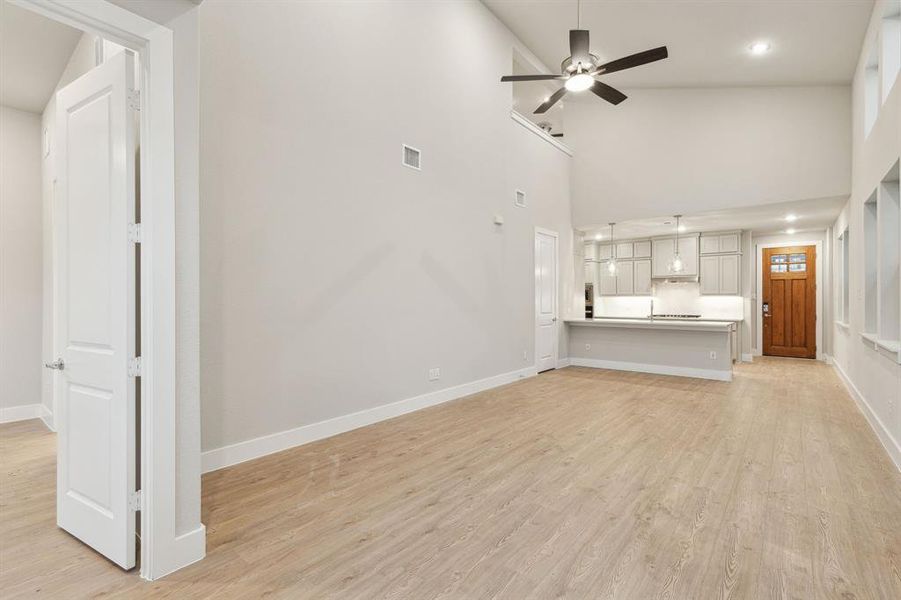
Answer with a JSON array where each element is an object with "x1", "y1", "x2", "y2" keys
[{"x1": 762, "y1": 245, "x2": 816, "y2": 358}]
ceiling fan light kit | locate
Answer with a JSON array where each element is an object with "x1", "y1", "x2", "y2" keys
[{"x1": 500, "y1": 0, "x2": 669, "y2": 114}]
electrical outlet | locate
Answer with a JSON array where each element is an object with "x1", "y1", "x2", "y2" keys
[
  {"x1": 709, "y1": 351, "x2": 717, "y2": 359},
  {"x1": 428, "y1": 367, "x2": 440, "y2": 381},
  {"x1": 585, "y1": 344, "x2": 591, "y2": 350}
]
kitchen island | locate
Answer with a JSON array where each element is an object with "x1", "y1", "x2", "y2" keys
[{"x1": 566, "y1": 318, "x2": 734, "y2": 381}]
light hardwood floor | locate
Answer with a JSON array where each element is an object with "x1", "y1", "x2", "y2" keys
[{"x1": 2, "y1": 357, "x2": 900, "y2": 599}]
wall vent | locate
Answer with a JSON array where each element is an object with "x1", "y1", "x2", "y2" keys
[
  {"x1": 402, "y1": 144, "x2": 421, "y2": 170},
  {"x1": 514, "y1": 190, "x2": 526, "y2": 208}
]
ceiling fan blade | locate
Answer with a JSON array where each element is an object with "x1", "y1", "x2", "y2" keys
[
  {"x1": 595, "y1": 46, "x2": 668, "y2": 75},
  {"x1": 589, "y1": 80, "x2": 627, "y2": 105},
  {"x1": 534, "y1": 87, "x2": 568, "y2": 114},
  {"x1": 500, "y1": 74, "x2": 565, "y2": 82},
  {"x1": 569, "y1": 29, "x2": 591, "y2": 66}
]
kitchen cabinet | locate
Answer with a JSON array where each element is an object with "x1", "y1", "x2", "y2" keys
[
  {"x1": 598, "y1": 244, "x2": 613, "y2": 260},
  {"x1": 616, "y1": 261, "x2": 634, "y2": 295},
  {"x1": 633, "y1": 259, "x2": 652, "y2": 294},
  {"x1": 584, "y1": 242, "x2": 597, "y2": 261},
  {"x1": 633, "y1": 240, "x2": 652, "y2": 258},
  {"x1": 584, "y1": 261, "x2": 597, "y2": 288},
  {"x1": 652, "y1": 235, "x2": 699, "y2": 278},
  {"x1": 615, "y1": 242, "x2": 633, "y2": 259},
  {"x1": 700, "y1": 232, "x2": 740, "y2": 255},
  {"x1": 598, "y1": 270, "x2": 618, "y2": 296},
  {"x1": 699, "y1": 254, "x2": 741, "y2": 295}
]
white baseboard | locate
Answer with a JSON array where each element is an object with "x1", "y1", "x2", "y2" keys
[
  {"x1": 151, "y1": 524, "x2": 206, "y2": 580},
  {"x1": 832, "y1": 361, "x2": 901, "y2": 472},
  {"x1": 556, "y1": 357, "x2": 571, "y2": 368},
  {"x1": 569, "y1": 357, "x2": 732, "y2": 382},
  {"x1": 202, "y1": 366, "x2": 538, "y2": 473},
  {"x1": 0, "y1": 403, "x2": 53, "y2": 428},
  {"x1": 741, "y1": 353, "x2": 754, "y2": 363}
]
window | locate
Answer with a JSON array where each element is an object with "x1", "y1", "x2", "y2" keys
[
  {"x1": 882, "y1": 1, "x2": 901, "y2": 103},
  {"x1": 878, "y1": 161, "x2": 900, "y2": 346},
  {"x1": 865, "y1": 43, "x2": 880, "y2": 138},
  {"x1": 839, "y1": 227, "x2": 850, "y2": 324},
  {"x1": 864, "y1": 191, "x2": 878, "y2": 334}
]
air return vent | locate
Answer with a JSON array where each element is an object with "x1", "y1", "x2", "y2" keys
[
  {"x1": 514, "y1": 190, "x2": 526, "y2": 208},
  {"x1": 402, "y1": 144, "x2": 421, "y2": 170}
]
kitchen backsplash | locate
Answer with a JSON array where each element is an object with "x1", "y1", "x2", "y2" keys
[{"x1": 595, "y1": 281, "x2": 744, "y2": 320}]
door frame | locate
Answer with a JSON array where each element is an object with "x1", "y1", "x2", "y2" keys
[
  {"x1": 534, "y1": 227, "x2": 559, "y2": 371},
  {"x1": 755, "y1": 240, "x2": 823, "y2": 360},
  {"x1": 10, "y1": 0, "x2": 200, "y2": 580}
]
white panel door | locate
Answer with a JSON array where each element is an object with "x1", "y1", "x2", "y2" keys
[
  {"x1": 633, "y1": 259, "x2": 652, "y2": 295},
  {"x1": 53, "y1": 51, "x2": 137, "y2": 570},
  {"x1": 699, "y1": 256, "x2": 720, "y2": 294},
  {"x1": 535, "y1": 230, "x2": 558, "y2": 373}
]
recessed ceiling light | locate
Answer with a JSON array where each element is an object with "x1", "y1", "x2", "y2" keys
[
  {"x1": 784, "y1": 214, "x2": 798, "y2": 222},
  {"x1": 786, "y1": 228, "x2": 796, "y2": 235},
  {"x1": 749, "y1": 41, "x2": 771, "y2": 55},
  {"x1": 595, "y1": 234, "x2": 602, "y2": 240},
  {"x1": 678, "y1": 225, "x2": 687, "y2": 232}
]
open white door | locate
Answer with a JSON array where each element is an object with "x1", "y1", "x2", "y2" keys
[
  {"x1": 535, "y1": 229, "x2": 558, "y2": 373},
  {"x1": 51, "y1": 51, "x2": 137, "y2": 570}
]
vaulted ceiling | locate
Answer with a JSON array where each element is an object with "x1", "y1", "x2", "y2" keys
[{"x1": 483, "y1": 0, "x2": 873, "y2": 88}]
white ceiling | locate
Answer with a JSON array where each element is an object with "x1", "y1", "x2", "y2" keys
[
  {"x1": 583, "y1": 195, "x2": 847, "y2": 241},
  {"x1": 0, "y1": 1, "x2": 82, "y2": 113},
  {"x1": 484, "y1": 0, "x2": 873, "y2": 88}
]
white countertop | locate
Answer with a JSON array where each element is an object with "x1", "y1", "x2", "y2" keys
[
  {"x1": 566, "y1": 318, "x2": 734, "y2": 332},
  {"x1": 593, "y1": 315, "x2": 744, "y2": 323}
]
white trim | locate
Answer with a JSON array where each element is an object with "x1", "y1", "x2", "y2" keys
[
  {"x1": 741, "y1": 353, "x2": 754, "y2": 363},
  {"x1": 152, "y1": 524, "x2": 207, "y2": 577},
  {"x1": 556, "y1": 357, "x2": 572, "y2": 369},
  {"x1": 832, "y1": 361, "x2": 901, "y2": 472},
  {"x1": 510, "y1": 111, "x2": 573, "y2": 157},
  {"x1": 202, "y1": 366, "x2": 538, "y2": 473},
  {"x1": 9, "y1": 0, "x2": 197, "y2": 580},
  {"x1": 0, "y1": 403, "x2": 53, "y2": 427},
  {"x1": 755, "y1": 240, "x2": 823, "y2": 360},
  {"x1": 570, "y1": 357, "x2": 733, "y2": 382}
]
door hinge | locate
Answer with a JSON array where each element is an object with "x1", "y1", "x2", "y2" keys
[
  {"x1": 127, "y1": 89, "x2": 141, "y2": 111},
  {"x1": 127, "y1": 223, "x2": 142, "y2": 243},
  {"x1": 128, "y1": 490, "x2": 143, "y2": 512},
  {"x1": 128, "y1": 357, "x2": 142, "y2": 377}
]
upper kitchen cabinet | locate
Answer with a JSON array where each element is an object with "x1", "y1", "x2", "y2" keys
[
  {"x1": 633, "y1": 240, "x2": 652, "y2": 258},
  {"x1": 699, "y1": 232, "x2": 740, "y2": 255},
  {"x1": 584, "y1": 242, "x2": 598, "y2": 261},
  {"x1": 652, "y1": 234, "x2": 699, "y2": 278}
]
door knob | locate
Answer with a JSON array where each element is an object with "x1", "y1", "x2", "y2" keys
[{"x1": 44, "y1": 358, "x2": 65, "y2": 370}]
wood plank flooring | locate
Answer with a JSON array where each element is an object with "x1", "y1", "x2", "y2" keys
[{"x1": 2, "y1": 357, "x2": 899, "y2": 598}]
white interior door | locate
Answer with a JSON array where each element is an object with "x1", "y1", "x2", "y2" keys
[
  {"x1": 535, "y1": 230, "x2": 558, "y2": 372},
  {"x1": 52, "y1": 51, "x2": 137, "y2": 570}
]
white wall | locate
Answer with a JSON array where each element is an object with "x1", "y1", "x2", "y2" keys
[
  {"x1": 831, "y1": 0, "x2": 901, "y2": 470},
  {"x1": 567, "y1": 86, "x2": 852, "y2": 227},
  {"x1": 0, "y1": 105, "x2": 43, "y2": 412},
  {"x1": 198, "y1": 0, "x2": 574, "y2": 454}
]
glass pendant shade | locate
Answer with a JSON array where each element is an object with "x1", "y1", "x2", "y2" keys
[
  {"x1": 668, "y1": 215, "x2": 684, "y2": 273},
  {"x1": 606, "y1": 222, "x2": 617, "y2": 275}
]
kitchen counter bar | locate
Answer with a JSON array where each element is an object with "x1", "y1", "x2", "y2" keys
[
  {"x1": 566, "y1": 318, "x2": 734, "y2": 382},
  {"x1": 566, "y1": 318, "x2": 734, "y2": 332}
]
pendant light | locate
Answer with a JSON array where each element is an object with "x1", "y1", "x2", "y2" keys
[
  {"x1": 668, "y1": 215, "x2": 684, "y2": 274},
  {"x1": 606, "y1": 222, "x2": 618, "y2": 276}
]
